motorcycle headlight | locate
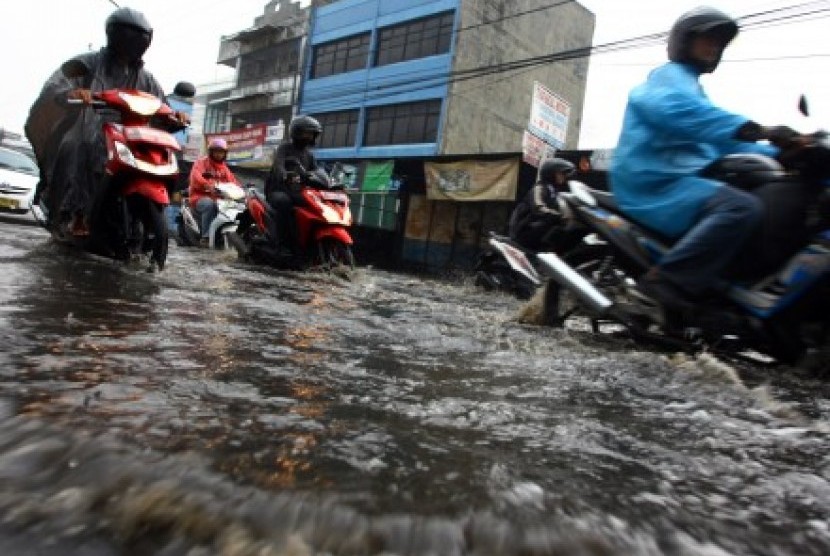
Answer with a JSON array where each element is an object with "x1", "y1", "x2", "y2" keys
[{"x1": 114, "y1": 141, "x2": 137, "y2": 167}]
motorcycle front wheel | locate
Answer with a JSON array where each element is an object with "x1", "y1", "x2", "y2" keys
[
  {"x1": 143, "y1": 200, "x2": 168, "y2": 271},
  {"x1": 317, "y1": 238, "x2": 355, "y2": 270},
  {"x1": 177, "y1": 212, "x2": 199, "y2": 247}
]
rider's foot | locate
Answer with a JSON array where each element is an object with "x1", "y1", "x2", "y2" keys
[
  {"x1": 68, "y1": 212, "x2": 90, "y2": 237},
  {"x1": 634, "y1": 268, "x2": 699, "y2": 314}
]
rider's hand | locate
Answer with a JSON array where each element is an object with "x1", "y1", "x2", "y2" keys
[
  {"x1": 67, "y1": 88, "x2": 93, "y2": 104},
  {"x1": 763, "y1": 125, "x2": 801, "y2": 148},
  {"x1": 174, "y1": 111, "x2": 191, "y2": 126}
]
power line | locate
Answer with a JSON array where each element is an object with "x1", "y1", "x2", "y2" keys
[
  {"x1": 296, "y1": 2, "x2": 830, "y2": 111},
  {"x1": 196, "y1": 1, "x2": 829, "y2": 114}
]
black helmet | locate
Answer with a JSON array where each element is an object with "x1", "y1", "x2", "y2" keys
[
  {"x1": 106, "y1": 7, "x2": 153, "y2": 64},
  {"x1": 289, "y1": 115, "x2": 323, "y2": 147},
  {"x1": 539, "y1": 157, "x2": 575, "y2": 183},
  {"x1": 667, "y1": 6, "x2": 738, "y2": 73}
]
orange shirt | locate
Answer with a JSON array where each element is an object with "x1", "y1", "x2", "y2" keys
[{"x1": 188, "y1": 156, "x2": 239, "y2": 205}]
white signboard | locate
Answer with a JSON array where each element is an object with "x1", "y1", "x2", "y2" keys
[
  {"x1": 528, "y1": 82, "x2": 570, "y2": 149},
  {"x1": 522, "y1": 131, "x2": 557, "y2": 168}
]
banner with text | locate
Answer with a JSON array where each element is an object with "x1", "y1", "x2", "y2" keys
[
  {"x1": 425, "y1": 159, "x2": 519, "y2": 201},
  {"x1": 205, "y1": 124, "x2": 267, "y2": 164}
]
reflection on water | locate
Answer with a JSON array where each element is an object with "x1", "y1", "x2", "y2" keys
[{"x1": 0, "y1": 222, "x2": 829, "y2": 555}]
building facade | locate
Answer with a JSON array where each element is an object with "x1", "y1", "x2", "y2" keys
[
  {"x1": 300, "y1": 0, "x2": 595, "y2": 161},
  {"x1": 207, "y1": 1, "x2": 310, "y2": 151}
]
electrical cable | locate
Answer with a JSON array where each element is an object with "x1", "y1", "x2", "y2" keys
[{"x1": 295, "y1": 3, "x2": 830, "y2": 110}]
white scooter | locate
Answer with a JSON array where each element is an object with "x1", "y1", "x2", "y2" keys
[{"x1": 177, "y1": 181, "x2": 246, "y2": 249}]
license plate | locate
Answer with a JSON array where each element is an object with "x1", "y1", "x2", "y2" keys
[
  {"x1": 320, "y1": 191, "x2": 347, "y2": 203},
  {"x1": 0, "y1": 197, "x2": 19, "y2": 210}
]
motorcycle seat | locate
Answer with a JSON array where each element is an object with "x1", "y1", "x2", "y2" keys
[{"x1": 590, "y1": 188, "x2": 677, "y2": 247}]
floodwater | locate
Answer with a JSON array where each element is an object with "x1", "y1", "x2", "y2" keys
[{"x1": 0, "y1": 217, "x2": 828, "y2": 555}]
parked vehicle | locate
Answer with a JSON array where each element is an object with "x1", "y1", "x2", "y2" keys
[
  {"x1": 229, "y1": 163, "x2": 354, "y2": 270},
  {"x1": 527, "y1": 127, "x2": 829, "y2": 365},
  {"x1": 37, "y1": 85, "x2": 192, "y2": 271},
  {"x1": 177, "y1": 180, "x2": 246, "y2": 249},
  {"x1": 0, "y1": 146, "x2": 38, "y2": 215}
]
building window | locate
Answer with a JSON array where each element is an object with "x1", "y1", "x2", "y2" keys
[
  {"x1": 238, "y1": 40, "x2": 301, "y2": 85},
  {"x1": 375, "y1": 11, "x2": 455, "y2": 67},
  {"x1": 312, "y1": 33, "x2": 371, "y2": 78},
  {"x1": 204, "y1": 105, "x2": 228, "y2": 134},
  {"x1": 364, "y1": 100, "x2": 441, "y2": 146},
  {"x1": 313, "y1": 110, "x2": 360, "y2": 148}
]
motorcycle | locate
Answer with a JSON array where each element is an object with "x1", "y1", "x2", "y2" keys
[
  {"x1": 36, "y1": 84, "x2": 193, "y2": 272},
  {"x1": 498, "y1": 120, "x2": 830, "y2": 365},
  {"x1": 177, "y1": 177, "x2": 246, "y2": 249},
  {"x1": 474, "y1": 233, "x2": 543, "y2": 300},
  {"x1": 228, "y1": 162, "x2": 355, "y2": 270},
  {"x1": 475, "y1": 226, "x2": 596, "y2": 301}
]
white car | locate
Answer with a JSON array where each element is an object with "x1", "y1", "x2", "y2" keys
[{"x1": 0, "y1": 146, "x2": 38, "y2": 214}]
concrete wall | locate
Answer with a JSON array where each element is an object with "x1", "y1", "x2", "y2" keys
[{"x1": 441, "y1": 0, "x2": 594, "y2": 154}]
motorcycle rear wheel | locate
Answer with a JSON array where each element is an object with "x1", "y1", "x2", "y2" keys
[
  {"x1": 317, "y1": 238, "x2": 355, "y2": 270},
  {"x1": 474, "y1": 255, "x2": 536, "y2": 300}
]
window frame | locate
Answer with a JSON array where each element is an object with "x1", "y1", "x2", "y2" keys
[
  {"x1": 364, "y1": 100, "x2": 442, "y2": 146},
  {"x1": 375, "y1": 11, "x2": 455, "y2": 67},
  {"x1": 313, "y1": 109, "x2": 361, "y2": 149},
  {"x1": 311, "y1": 32, "x2": 371, "y2": 78}
]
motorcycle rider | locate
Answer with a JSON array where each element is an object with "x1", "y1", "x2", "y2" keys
[
  {"x1": 610, "y1": 6, "x2": 798, "y2": 311},
  {"x1": 24, "y1": 7, "x2": 189, "y2": 237},
  {"x1": 265, "y1": 115, "x2": 322, "y2": 255},
  {"x1": 509, "y1": 157, "x2": 581, "y2": 253},
  {"x1": 188, "y1": 138, "x2": 240, "y2": 246}
]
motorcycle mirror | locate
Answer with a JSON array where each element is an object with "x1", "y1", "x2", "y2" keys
[
  {"x1": 173, "y1": 81, "x2": 196, "y2": 99},
  {"x1": 798, "y1": 95, "x2": 810, "y2": 117}
]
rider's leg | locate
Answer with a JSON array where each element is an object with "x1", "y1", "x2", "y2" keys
[
  {"x1": 655, "y1": 184, "x2": 763, "y2": 297},
  {"x1": 267, "y1": 191, "x2": 296, "y2": 253},
  {"x1": 194, "y1": 198, "x2": 217, "y2": 241}
]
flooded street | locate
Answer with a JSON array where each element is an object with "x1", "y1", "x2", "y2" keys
[{"x1": 0, "y1": 216, "x2": 829, "y2": 555}]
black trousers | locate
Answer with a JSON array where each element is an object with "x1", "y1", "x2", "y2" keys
[{"x1": 266, "y1": 191, "x2": 298, "y2": 251}]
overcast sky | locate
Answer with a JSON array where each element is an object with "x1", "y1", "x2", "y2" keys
[{"x1": 1, "y1": 0, "x2": 827, "y2": 148}]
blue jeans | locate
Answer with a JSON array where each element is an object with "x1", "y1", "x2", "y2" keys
[
  {"x1": 193, "y1": 197, "x2": 217, "y2": 239},
  {"x1": 658, "y1": 185, "x2": 763, "y2": 295}
]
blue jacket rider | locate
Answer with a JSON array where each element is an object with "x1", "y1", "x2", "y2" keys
[{"x1": 610, "y1": 6, "x2": 794, "y2": 310}]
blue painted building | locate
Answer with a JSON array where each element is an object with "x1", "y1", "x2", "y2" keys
[
  {"x1": 296, "y1": 0, "x2": 594, "y2": 272},
  {"x1": 300, "y1": 0, "x2": 594, "y2": 161},
  {"x1": 301, "y1": 0, "x2": 459, "y2": 160}
]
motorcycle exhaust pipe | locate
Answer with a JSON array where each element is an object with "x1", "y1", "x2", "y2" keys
[{"x1": 536, "y1": 252, "x2": 614, "y2": 315}]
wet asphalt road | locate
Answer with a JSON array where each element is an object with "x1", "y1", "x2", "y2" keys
[{"x1": 0, "y1": 216, "x2": 828, "y2": 555}]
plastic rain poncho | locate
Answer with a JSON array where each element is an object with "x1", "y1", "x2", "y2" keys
[
  {"x1": 609, "y1": 62, "x2": 777, "y2": 239},
  {"x1": 24, "y1": 48, "x2": 164, "y2": 224}
]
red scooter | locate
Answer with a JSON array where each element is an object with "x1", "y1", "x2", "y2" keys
[
  {"x1": 229, "y1": 163, "x2": 355, "y2": 269},
  {"x1": 38, "y1": 84, "x2": 192, "y2": 271}
]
